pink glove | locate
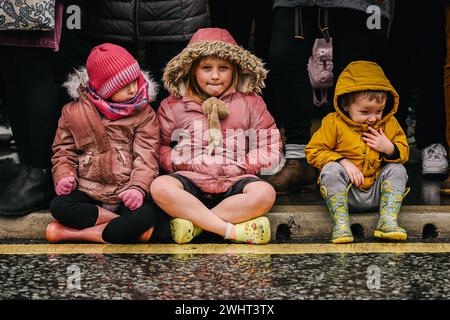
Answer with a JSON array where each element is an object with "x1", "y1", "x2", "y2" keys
[
  {"x1": 118, "y1": 188, "x2": 144, "y2": 211},
  {"x1": 55, "y1": 174, "x2": 76, "y2": 196}
]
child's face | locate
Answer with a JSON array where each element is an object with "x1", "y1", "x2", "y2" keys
[
  {"x1": 343, "y1": 96, "x2": 386, "y2": 125},
  {"x1": 194, "y1": 56, "x2": 233, "y2": 97},
  {"x1": 110, "y1": 79, "x2": 138, "y2": 102}
]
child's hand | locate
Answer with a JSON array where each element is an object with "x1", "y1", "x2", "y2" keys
[
  {"x1": 362, "y1": 127, "x2": 395, "y2": 155},
  {"x1": 55, "y1": 174, "x2": 76, "y2": 195},
  {"x1": 118, "y1": 189, "x2": 144, "y2": 211},
  {"x1": 338, "y1": 158, "x2": 365, "y2": 187}
]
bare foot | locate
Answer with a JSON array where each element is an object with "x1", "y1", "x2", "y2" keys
[
  {"x1": 139, "y1": 227, "x2": 154, "y2": 243},
  {"x1": 45, "y1": 220, "x2": 65, "y2": 243}
]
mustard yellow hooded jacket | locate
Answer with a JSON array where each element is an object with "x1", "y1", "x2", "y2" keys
[{"x1": 305, "y1": 61, "x2": 409, "y2": 191}]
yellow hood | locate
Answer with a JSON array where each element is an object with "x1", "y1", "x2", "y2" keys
[{"x1": 334, "y1": 61, "x2": 399, "y2": 130}]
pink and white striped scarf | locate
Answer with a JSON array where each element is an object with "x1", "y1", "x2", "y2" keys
[{"x1": 86, "y1": 75, "x2": 149, "y2": 121}]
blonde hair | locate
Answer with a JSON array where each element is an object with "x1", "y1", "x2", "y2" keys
[{"x1": 185, "y1": 56, "x2": 238, "y2": 103}]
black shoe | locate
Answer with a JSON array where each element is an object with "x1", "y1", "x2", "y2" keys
[
  {"x1": 0, "y1": 167, "x2": 54, "y2": 217},
  {"x1": 0, "y1": 165, "x2": 31, "y2": 195}
]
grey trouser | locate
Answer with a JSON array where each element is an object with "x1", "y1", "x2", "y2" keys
[{"x1": 319, "y1": 162, "x2": 408, "y2": 212}]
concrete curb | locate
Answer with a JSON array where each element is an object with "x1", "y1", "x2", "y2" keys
[{"x1": 1, "y1": 206, "x2": 450, "y2": 241}]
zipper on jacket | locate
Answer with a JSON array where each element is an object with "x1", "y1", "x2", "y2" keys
[
  {"x1": 84, "y1": 152, "x2": 93, "y2": 165},
  {"x1": 116, "y1": 146, "x2": 128, "y2": 165}
]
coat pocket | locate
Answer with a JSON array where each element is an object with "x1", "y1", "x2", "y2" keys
[
  {"x1": 78, "y1": 150, "x2": 114, "y2": 187},
  {"x1": 113, "y1": 145, "x2": 133, "y2": 184}
]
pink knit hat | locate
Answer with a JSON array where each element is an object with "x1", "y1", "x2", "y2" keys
[{"x1": 86, "y1": 43, "x2": 141, "y2": 99}]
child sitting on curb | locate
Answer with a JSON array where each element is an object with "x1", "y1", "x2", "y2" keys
[
  {"x1": 306, "y1": 61, "x2": 409, "y2": 244},
  {"x1": 150, "y1": 28, "x2": 281, "y2": 244},
  {"x1": 46, "y1": 43, "x2": 160, "y2": 243}
]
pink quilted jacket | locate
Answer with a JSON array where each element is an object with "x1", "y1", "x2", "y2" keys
[{"x1": 159, "y1": 28, "x2": 281, "y2": 194}]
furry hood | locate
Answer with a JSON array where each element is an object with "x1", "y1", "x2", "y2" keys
[
  {"x1": 163, "y1": 28, "x2": 268, "y2": 98},
  {"x1": 63, "y1": 67, "x2": 159, "y2": 101}
]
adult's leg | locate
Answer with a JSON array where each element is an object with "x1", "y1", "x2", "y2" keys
[
  {"x1": 0, "y1": 47, "x2": 59, "y2": 215},
  {"x1": 0, "y1": 46, "x2": 33, "y2": 166},
  {"x1": 415, "y1": 0, "x2": 447, "y2": 150},
  {"x1": 382, "y1": 0, "x2": 418, "y2": 131},
  {"x1": 266, "y1": 6, "x2": 318, "y2": 194},
  {"x1": 331, "y1": 8, "x2": 387, "y2": 84},
  {"x1": 23, "y1": 48, "x2": 60, "y2": 169},
  {"x1": 208, "y1": 0, "x2": 253, "y2": 48},
  {"x1": 253, "y1": 0, "x2": 274, "y2": 63},
  {"x1": 144, "y1": 41, "x2": 187, "y2": 108},
  {"x1": 440, "y1": 3, "x2": 450, "y2": 194}
]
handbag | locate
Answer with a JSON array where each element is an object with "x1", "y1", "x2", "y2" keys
[
  {"x1": 306, "y1": 8, "x2": 334, "y2": 107},
  {"x1": 0, "y1": 0, "x2": 56, "y2": 31}
]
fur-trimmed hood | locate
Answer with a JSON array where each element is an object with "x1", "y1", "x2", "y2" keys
[
  {"x1": 63, "y1": 67, "x2": 159, "y2": 101},
  {"x1": 163, "y1": 28, "x2": 268, "y2": 98}
]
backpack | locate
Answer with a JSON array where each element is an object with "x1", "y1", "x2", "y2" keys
[{"x1": 306, "y1": 8, "x2": 334, "y2": 107}]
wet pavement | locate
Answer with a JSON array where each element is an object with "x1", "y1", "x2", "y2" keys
[
  {"x1": 1, "y1": 251, "x2": 450, "y2": 300},
  {"x1": 2, "y1": 141, "x2": 450, "y2": 303}
]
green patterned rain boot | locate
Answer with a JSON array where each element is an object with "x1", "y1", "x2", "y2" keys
[
  {"x1": 374, "y1": 180, "x2": 409, "y2": 241},
  {"x1": 320, "y1": 185, "x2": 354, "y2": 244},
  {"x1": 170, "y1": 218, "x2": 203, "y2": 244}
]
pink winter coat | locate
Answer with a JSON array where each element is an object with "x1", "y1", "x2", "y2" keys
[{"x1": 159, "y1": 28, "x2": 281, "y2": 194}]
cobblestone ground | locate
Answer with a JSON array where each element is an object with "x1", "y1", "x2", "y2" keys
[{"x1": 1, "y1": 252, "x2": 449, "y2": 300}]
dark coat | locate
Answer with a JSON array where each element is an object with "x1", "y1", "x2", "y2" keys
[{"x1": 83, "y1": 0, "x2": 209, "y2": 43}]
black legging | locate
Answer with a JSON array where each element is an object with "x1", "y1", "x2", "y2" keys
[
  {"x1": 50, "y1": 190, "x2": 158, "y2": 243},
  {"x1": 0, "y1": 46, "x2": 59, "y2": 168},
  {"x1": 209, "y1": 0, "x2": 273, "y2": 62},
  {"x1": 383, "y1": 0, "x2": 446, "y2": 150},
  {"x1": 266, "y1": 6, "x2": 386, "y2": 145}
]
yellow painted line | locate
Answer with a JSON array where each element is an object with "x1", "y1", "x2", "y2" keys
[{"x1": 1, "y1": 243, "x2": 450, "y2": 255}]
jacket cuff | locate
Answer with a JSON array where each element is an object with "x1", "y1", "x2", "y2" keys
[
  {"x1": 383, "y1": 144, "x2": 401, "y2": 161},
  {"x1": 129, "y1": 186, "x2": 147, "y2": 198},
  {"x1": 129, "y1": 179, "x2": 151, "y2": 197},
  {"x1": 52, "y1": 166, "x2": 78, "y2": 188}
]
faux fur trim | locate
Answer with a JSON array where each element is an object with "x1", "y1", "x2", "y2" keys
[
  {"x1": 163, "y1": 41, "x2": 268, "y2": 98},
  {"x1": 63, "y1": 67, "x2": 159, "y2": 102}
]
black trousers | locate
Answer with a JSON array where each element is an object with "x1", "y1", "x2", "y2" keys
[
  {"x1": 50, "y1": 190, "x2": 159, "y2": 243},
  {"x1": 209, "y1": 0, "x2": 273, "y2": 62},
  {"x1": 0, "y1": 46, "x2": 59, "y2": 168},
  {"x1": 383, "y1": 0, "x2": 447, "y2": 150},
  {"x1": 266, "y1": 6, "x2": 386, "y2": 145}
]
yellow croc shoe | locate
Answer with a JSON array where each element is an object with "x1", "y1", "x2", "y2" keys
[
  {"x1": 170, "y1": 218, "x2": 202, "y2": 244},
  {"x1": 234, "y1": 216, "x2": 271, "y2": 244}
]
